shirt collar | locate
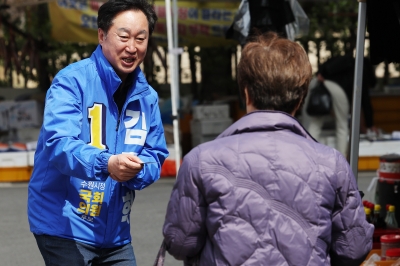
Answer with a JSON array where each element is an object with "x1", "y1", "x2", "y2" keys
[{"x1": 217, "y1": 110, "x2": 317, "y2": 142}]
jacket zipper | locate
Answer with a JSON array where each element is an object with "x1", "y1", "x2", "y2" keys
[{"x1": 116, "y1": 118, "x2": 120, "y2": 131}]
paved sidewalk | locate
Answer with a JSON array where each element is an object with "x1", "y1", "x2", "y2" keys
[
  {"x1": 0, "y1": 172, "x2": 377, "y2": 266},
  {"x1": 0, "y1": 178, "x2": 180, "y2": 266}
]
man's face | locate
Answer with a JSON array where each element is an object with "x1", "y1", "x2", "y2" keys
[{"x1": 98, "y1": 9, "x2": 149, "y2": 82}]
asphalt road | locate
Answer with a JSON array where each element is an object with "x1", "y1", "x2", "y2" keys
[
  {"x1": 0, "y1": 178, "x2": 180, "y2": 266},
  {"x1": 0, "y1": 171, "x2": 377, "y2": 266}
]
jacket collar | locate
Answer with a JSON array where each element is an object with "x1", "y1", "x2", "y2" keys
[
  {"x1": 217, "y1": 110, "x2": 317, "y2": 142},
  {"x1": 91, "y1": 45, "x2": 149, "y2": 96}
]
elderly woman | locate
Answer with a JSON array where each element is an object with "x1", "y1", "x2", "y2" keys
[{"x1": 162, "y1": 32, "x2": 373, "y2": 266}]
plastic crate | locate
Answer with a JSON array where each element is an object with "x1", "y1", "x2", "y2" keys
[
  {"x1": 190, "y1": 118, "x2": 233, "y2": 136},
  {"x1": 359, "y1": 156, "x2": 380, "y2": 171},
  {"x1": 192, "y1": 104, "x2": 230, "y2": 120},
  {"x1": 191, "y1": 133, "x2": 218, "y2": 147},
  {"x1": 0, "y1": 151, "x2": 28, "y2": 167},
  {"x1": 160, "y1": 159, "x2": 182, "y2": 178},
  {"x1": 0, "y1": 167, "x2": 32, "y2": 182},
  {"x1": 28, "y1": 150, "x2": 35, "y2": 167}
]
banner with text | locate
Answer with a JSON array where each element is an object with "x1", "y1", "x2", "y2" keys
[
  {"x1": 48, "y1": 0, "x2": 240, "y2": 47},
  {"x1": 152, "y1": 1, "x2": 239, "y2": 47}
]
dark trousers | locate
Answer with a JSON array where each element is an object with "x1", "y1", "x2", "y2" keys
[{"x1": 34, "y1": 234, "x2": 137, "y2": 266}]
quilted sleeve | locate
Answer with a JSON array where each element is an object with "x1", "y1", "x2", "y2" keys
[
  {"x1": 330, "y1": 152, "x2": 374, "y2": 266},
  {"x1": 162, "y1": 147, "x2": 207, "y2": 261}
]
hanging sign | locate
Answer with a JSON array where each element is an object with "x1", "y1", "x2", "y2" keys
[
  {"x1": 48, "y1": 0, "x2": 240, "y2": 46},
  {"x1": 152, "y1": 1, "x2": 240, "y2": 47},
  {"x1": 48, "y1": 0, "x2": 101, "y2": 44}
]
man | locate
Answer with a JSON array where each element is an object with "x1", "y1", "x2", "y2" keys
[
  {"x1": 302, "y1": 55, "x2": 377, "y2": 157},
  {"x1": 162, "y1": 32, "x2": 373, "y2": 265},
  {"x1": 318, "y1": 55, "x2": 377, "y2": 136},
  {"x1": 28, "y1": 1, "x2": 168, "y2": 265}
]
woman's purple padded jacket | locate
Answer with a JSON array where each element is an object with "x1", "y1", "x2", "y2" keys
[{"x1": 163, "y1": 111, "x2": 374, "y2": 266}]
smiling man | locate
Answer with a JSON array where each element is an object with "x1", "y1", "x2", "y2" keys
[{"x1": 27, "y1": 1, "x2": 168, "y2": 265}]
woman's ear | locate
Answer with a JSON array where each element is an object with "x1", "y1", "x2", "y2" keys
[
  {"x1": 291, "y1": 97, "x2": 303, "y2": 116},
  {"x1": 244, "y1": 88, "x2": 250, "y2": 106},
  {"x1": 244, "y1": 88, "x2": 256, "y2": 113}
]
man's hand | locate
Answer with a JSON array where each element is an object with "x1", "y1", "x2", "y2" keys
[{"x1": 108, "y1": 154, "x2": 143, "y2": 182}]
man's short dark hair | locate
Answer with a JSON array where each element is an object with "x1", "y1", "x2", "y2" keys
[{"x1": 98, "y1": 0, "x2": 157, "y2": 35}]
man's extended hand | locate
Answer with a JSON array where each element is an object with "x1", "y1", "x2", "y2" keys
[{"x1": 108, "y1": 154, "x2": 143, "y2": 182}]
